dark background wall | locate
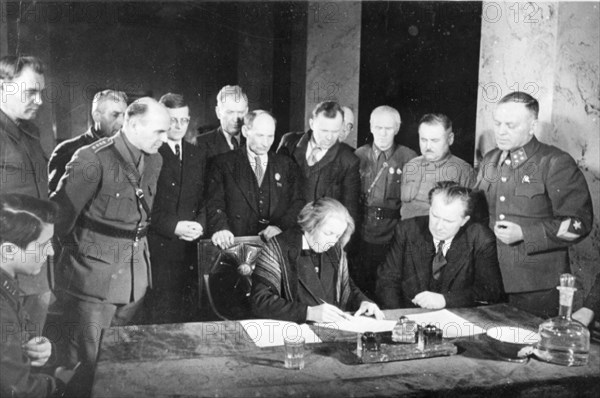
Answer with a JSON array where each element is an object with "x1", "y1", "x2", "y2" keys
[
  {"x1": 359, "y1": 1, "x2": 482, "y2": 162},
  {"x1": 3, "y1": 0, "x2": 480, "y2": 160},
  {"x1": 2, "y1": 1, "x2": 310, "y2": 148}
]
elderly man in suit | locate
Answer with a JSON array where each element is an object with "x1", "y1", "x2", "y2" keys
[
  {"x1": 475, "y1": 91, "x2": 593, "y2": 317},
  {"x1": 48, "y1": 89, "x2": 128, "y2": 194},
  {"x1": 277, "y1": 101, "x2": 360, "y2": 224},
  {"x1": 196, "y1": 85, "x2": 248, "y2": 162},
  {"x1": 51, "y1": 98, "x2": 170, "y2": 369},
  {"x1": 377, "y1": 182, "x2": 504, "y2": 310},
  {"x1": 207, "y1": 110, "x2": 304, "y2": 249},
  {"x1": 0, "y1": 55, "x2": 51, "y2": 333},
  {"x1": 147, "y1": 93, "x2": 206, "y2": 323}
]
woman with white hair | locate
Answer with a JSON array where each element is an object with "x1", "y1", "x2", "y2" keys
[{"x1": 251, "y1": 197, "x2": 384, "y2": 323}]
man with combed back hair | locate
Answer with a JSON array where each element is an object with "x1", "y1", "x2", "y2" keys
[
  {"x1": 197, "y1": 85, "x2": 248, "y2": 162},
  {"x1": 51, "y1": 97, "x2": 170, "y2": 372},
  {"x1": 147, "y1": 93, "x2": 206, "y2": 323},
  {"x1": 277, "y1": 101, "x2": 360, "y2": 225},
  {"x1": 377, "y1": 182, "x2": 504, "y2": 310}
]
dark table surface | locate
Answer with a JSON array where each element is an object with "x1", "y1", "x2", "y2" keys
[{"x1": 91, "y1": 304, "x2": 600, "y2": 397}]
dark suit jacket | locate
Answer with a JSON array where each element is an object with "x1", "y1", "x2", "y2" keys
[
  {"x1": 0, "y1": 109, "x2": 49, "y2": 295},
  {"x1": 277, "y1": 130, "x2": 360, "y2": 223},
  {"x1": 196, "y1": 127, "x2": 245, "y2": 165},
  {"x1": 149, "y1": 141, "x2": 206, "y2": 269},
  {"x1": 206, "y1": 148, "x2": 304, "y2": 236},
  {"x1": 377, "y1": 216, "x2": 504, "y2": 309},
  {"x1": 48, "y1": 127, "x2": 101, "y2": 194},
  {"x1": 251, "y1": 228, "x2": 369, "y2": 323}
]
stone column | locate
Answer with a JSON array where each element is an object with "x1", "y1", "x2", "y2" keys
[
  {"x1": 304, "y1": 1, "x2": 361, "y2": 146},
  {"x1": 475, "y1": 1, "x2": 600, "y2": 294}
]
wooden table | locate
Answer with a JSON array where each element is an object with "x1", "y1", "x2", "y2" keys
[{"x1": 91, "y1": 304, "x2": 600, "y2": 397}]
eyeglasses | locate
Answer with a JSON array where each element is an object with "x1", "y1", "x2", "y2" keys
[{"x1": 170, "y1": 117, "x2": 190, "y2": 126}]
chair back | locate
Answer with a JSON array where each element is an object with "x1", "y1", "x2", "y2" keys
[{"x1": 198, "y1": 236, "x2": 264, "y2": 320}]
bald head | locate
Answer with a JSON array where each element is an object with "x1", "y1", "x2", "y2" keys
[{"x1": 123, "y1": 97, "x2": 170, "y2": 154}]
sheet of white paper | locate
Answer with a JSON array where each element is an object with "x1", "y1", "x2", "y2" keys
[
  {"x1": 314, "y1": 316, "x2": 398, "y2": 334},
  {"x1": 405, "y1": 310, "x2": 485, "y2": 338},
  {"x1": 240, "y1": 319, "x2": 322, "y2": 347}
]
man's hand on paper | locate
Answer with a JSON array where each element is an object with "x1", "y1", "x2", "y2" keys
[
  {"x1": 307, "y1": 302, "x2": 353, "y2": 323},
  {"x1": 354, "y1": 301, "x2": 385, "y2": 320},
  {"x1": 412, "y1": 291, "x2": 446, "y2": 310}
]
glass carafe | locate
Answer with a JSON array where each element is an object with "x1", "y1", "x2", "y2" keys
[{"x1": 536, "y1": 274, "x2": 590, "y2": 366}]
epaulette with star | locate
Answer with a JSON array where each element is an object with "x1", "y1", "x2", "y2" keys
[
  {"x1": 557, "y1": 218, "x2": 584, "y2": 241},
  {"x1": 90, "y1": 137, "x2": 115, "y2": 153}
]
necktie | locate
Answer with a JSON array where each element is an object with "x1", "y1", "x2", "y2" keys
[
  {"x1": 432, "y1": 240, "x2": 447, "y2": 280},
  {"x1": 137, "y1": 154, "x2": 145, "y2": 175},
  {"x1": 376, "y1": 151, "x2": 386, "y2": 170},
  {"x1": 175, "y1": 144, "x2": 181, "y2": 163},
  {"x1": 231, "y1": 136, "x2": 239, "y2": 150},
  {"x1": 254, "y1": 156, "x2": 264, "y2": 186},
  {"x1": 307, "y1": 146, "x2": 322, "y2": 166}
]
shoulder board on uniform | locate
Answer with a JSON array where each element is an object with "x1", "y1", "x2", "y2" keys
[{"x1": 90, "y1": 137, "x2": 115, "y2": 153}]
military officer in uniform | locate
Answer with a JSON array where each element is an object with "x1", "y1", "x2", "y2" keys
[
  {"x1": 353, "y1": 106, "x2": 417, "y2": 298},
  {"x1": 475, "y1": 91, "x2": 593, "y2": 317},
  {"x1": 51, "y1": 98, "x2": 170, "y2": 369},
  {"x1": 401, "y1": 113, "x2": 475, "y2": 219}
]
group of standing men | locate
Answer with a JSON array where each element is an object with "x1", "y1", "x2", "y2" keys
[{"x1": 0, "y1": 54, "x2": 596, "y2": 397}]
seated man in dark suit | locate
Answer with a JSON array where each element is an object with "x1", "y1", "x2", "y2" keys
[
  {"x1": 207, "y1": 110, "x2": 304, "y2": 249},
  {"x1": 377, "y1": 182, "x2": 504, "y2": 309},
  {"x1": 277, "y1": 101, "x2": 360, "y2": 224},
  {"x1": 48, "y1": 90, "x2": 128, "y2": 194},
  {"x1": 251, "y1": 197, "x2": 383, "y2": 323},
  {"x1": 196, "y1": 85, "x2": 248, "y2": 163},
  {"x1": 147, "y1": 93, "x2": 206, "y2": 323}
]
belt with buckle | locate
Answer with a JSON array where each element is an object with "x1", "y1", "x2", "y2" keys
[
  {"x1": 258, "y1": 218, "x2": 270, "y2": 226},
  {"x1": 81, "y1": 216, "x2": 149, "y2": 241},
  {"x1": 364, "y1": 206, "x2": 400, "y2": 220}
]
